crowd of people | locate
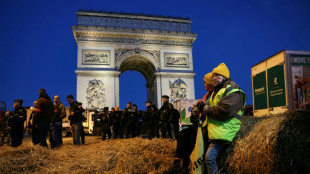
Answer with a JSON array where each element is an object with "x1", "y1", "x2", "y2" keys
[
  {"x1": 95, "y1": 97, "x2": 180, "y2": 141},
  {"x1": 0, "y1": 62, "x2": 246, "y2": 174},
  {"x1": 0, "y1": 89, "x2": 181, "y2": 148}
]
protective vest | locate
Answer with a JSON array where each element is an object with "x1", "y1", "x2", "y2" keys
[{"x1": 207, "y1": 84, "x2": 246, "y2": 142}]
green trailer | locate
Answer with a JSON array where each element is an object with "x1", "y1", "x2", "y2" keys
[{"x1": 251, "y1": 50, "x2": 310, "y2": 116}]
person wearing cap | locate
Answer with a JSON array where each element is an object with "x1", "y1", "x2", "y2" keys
[
  {"x1": 7, "y1": 99, "x2": 26, "y2": 147},
  {"x1": 159, "y1": 95, "x2": 172, "y2": 138},
  {"x1": 202, "y1": 63, "x2": 246, "y2": 174}
]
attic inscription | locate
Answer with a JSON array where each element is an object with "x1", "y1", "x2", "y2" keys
[
  {"x1": 82, "y1": 50, "x2": 110, "y2": 65},
  {"x1": 164, "y1": 53, "x2": 189, "y2": 67}
]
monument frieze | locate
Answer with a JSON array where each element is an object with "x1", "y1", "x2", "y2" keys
[{"x1": 75, "y1": 32, "x2": 194, "y2": 46}]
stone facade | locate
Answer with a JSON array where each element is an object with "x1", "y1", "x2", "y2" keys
[{"x1": 73, "y1": 10, "x2": 197, "y2": 109}]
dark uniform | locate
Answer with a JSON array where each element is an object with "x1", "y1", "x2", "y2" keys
[
  {"x1": 151, "y1": 105, "x2": 160, "y2": 138},
  {"x1": 8, "y1": 99, "x2": 26, "y2": 147},
  {"x1": 160, "y1": 102, "x2": 172, "y2": 138},
  {"x1": 170, "y1": 105, "x2": 180, "y2": 139},
  {"x1": 101, "y1": 108, "x2": 111, "y2": 140},
  {"x1": 68, "y1": 101, "x2": 85, "y2": 145},
  {"x1": 123, "y1": 107, "x2": 138, "y2": 138},
  {"x1": 109, "y1": 109, "x2": 119, "y2": 139},
  {"x1": 143, "y1": 104, "x2": 154, "y2": 139}
]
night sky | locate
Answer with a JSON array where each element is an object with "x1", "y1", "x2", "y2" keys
[{"x1": 1, "y1": 0, "x2": 310, "y2": 111}]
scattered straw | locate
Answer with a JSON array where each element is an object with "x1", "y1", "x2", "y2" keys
[
  {"x1": 0, "y1": 137, "x2": 176, "y2": 174},
  {"x1": 219, "y1": 111, "x2": 310, "y2": 174}
]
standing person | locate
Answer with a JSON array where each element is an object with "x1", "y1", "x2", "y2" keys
[
  {"x1": 28, "y1": 101, "x2": 40, "y2": 145},
  {"x1": 114, "y1": 106, "x2": 122, "y2": 138},
  {"x1": 151, "y1": 104, "x2": 160, "y2": 138},
  {"x1": 0, "y1": 111, "x2": 5, "y2": 146},
  {"x1": 1, "y1": 111, "x2": 11, "y2": 145},
  {"x1": 159, "y1": 95, "x2": 172, "y2": 138},
  {"x1": 7, "y1": 99, "x2": 26, "y2": 147},
  {"x1": 202, "y1": 63, "x2": 246, "y2": 174},
  {"x1": 109, "y1": 107, "x2": 119, "y2": 139},
  {"x1": 101, "y1": 107, "x2": 111, "y2": 140},
  {"x1": 169, "y1": 103, "x2": 180, "y2": 140},
  {"x1": 133, "y1": 104, "x2": 141, "y2": 137},
  {"x1": 36, "y1": 89, "x2": 55, "y2": 148},
  {"x1": 53, "y1": 95, "x2": 66, "y2": 147},
  {"x1": 143, "y1": 101, "x2": 154, "y2": 139},
  {"x1": 122, "y1": 102, "x2": 137, "y2": 138},
  {"x1": 67, "y1": 95, "x2": 85, "y2": 145}
]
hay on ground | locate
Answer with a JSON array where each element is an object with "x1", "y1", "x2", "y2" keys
[
  {"x1": 0, "y1": 137, "x2": 176, "y2": 174},
  {"x1": 219, "y1": 111, "x2": 310, "y2": 174}
]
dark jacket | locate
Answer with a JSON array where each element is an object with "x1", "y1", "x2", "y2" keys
[
  {"x1": 68, "y1": 101, "x2": 85, "y2": 124},
  {"x1": 53, "y1": 102, "x2": 66, "y2": 122},
  {"x1": 8, "y1": 107, "x2": 26, "y2": 129},
  {"x1": 28, "y1": 110, "x2": 38, "y2": 129},
  {"x1": 36, "y1": 94, "x2": 54, "y2": 123},
  {"x1": 160, "y1": 102, "x2": 171, "y2": 122}
]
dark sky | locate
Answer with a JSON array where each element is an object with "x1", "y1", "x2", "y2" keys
[{"x1": 1, "y1": 0, "x2": 310, "y2": 111}]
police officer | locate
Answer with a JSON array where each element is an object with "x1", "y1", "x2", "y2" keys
[
  {"x1": 101, "y1": 107, "x2": 111, "y2": 140},
  {"x1": 67, "y1": 95, "x2": 85, "y2": 145},
  {"x1": 143, "y1": 101, "x2": 153, "y2": 139},
  {"x1": 168, "y1": 103, "x2": 180, "y2": 139},
  {"x1": 159, "y1": 95, "x2": 172, "y2": 138},
  {"x1": 8, "y1": 99, "x2": 26, "y2": 147},
  {"x1": 122, "y1": 102, "x2": 137, "y2": 138}
]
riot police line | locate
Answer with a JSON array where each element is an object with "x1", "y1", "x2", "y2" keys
[{"x1": 0, "y1": 93, "x2": 181, "y2": 148}]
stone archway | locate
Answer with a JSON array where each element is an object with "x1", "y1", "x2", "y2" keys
[{"x1": 73, "y1": 10, "x2": 197, "y2": 109}]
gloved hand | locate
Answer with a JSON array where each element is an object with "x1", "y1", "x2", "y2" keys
[{"x1": 202, "y1": 104, "x2": 210, "y2": 116}]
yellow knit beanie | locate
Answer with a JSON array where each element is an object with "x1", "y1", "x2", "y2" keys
[
  {"x1": 203, "y1": 72, "x2": 213, "y2": 85},
  {"x1": 212, "y1": 63, "x2": 230, "y2": 78}
]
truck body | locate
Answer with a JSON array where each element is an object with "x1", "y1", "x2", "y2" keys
[{"x1": 251, "y1": 50, "x2": 310, "y2": 116}]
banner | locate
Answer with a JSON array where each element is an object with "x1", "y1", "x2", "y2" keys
[{"x1": 189, "y1": 126, "x2": 204, "y2": 174}]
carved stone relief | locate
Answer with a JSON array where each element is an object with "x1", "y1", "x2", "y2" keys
[
  {"x1": 86, "y1": 79, "x2": 106, "y2": 109},
  {"x1": 169, "y1": 79, "x2": 187, "y2": 103},
  {"x1": 82, "y1": 50, "x2": 110, "y2": 65},
  {"x1": 164, "y1": 53, "x2": 189, "y2": 67}
]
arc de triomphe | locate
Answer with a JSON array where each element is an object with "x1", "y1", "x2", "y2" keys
[{"x1": 72, "y1": 10, "x2": 197, "y2": 109}]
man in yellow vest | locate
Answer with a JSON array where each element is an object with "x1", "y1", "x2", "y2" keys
[{"x1": 202, "y1": 63, "x2": 246, "y2": 174}]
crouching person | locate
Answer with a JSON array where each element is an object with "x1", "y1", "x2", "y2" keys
[{"x1": 203, "y1": 63, "x2": 246, "y2": 174}]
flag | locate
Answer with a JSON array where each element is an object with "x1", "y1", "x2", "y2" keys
[{"x1": 189, "y1": 125, "x2": 204, "y2": 174}]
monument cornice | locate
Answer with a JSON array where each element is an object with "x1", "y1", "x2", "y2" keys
[
  {"x1": 73, "y1": 27, "x2": 196, "y2": 46},
  {"x1": 77, "y1": 11, "x2": 192, "y2": 24}
]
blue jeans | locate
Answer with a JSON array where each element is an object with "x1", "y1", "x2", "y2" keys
[
  {"x1": 205, "y1": 143, "x2": 228, "y2": 174},
  {"x1": 72, "y1": 122, "x2": 82, "y2": 145},
  {"x1": 53, "y1": 122, "x2": 62, "y2": 147}
]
